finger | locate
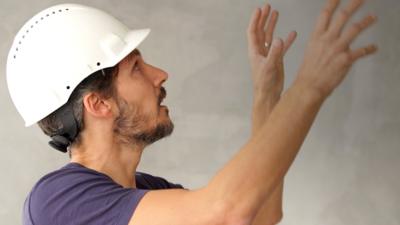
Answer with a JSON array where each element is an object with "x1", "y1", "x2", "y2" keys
[
  {"x1": 339, "y1": 14, "x2": 377, "y2": 45},
  {"x1": 258, "y1": 4, "x2": 271, "y2": 41},
  {"x1": 314, "y1": 0, "x2": 340, "y2": 35},
  {"x1": 247, "y1": 8, "x2": 262, "y2": 55},
  {"x1": 350, "y1": 44, "x2": 377, "y2": 62},
  {"x1": 265, "y1": 10, "x2": 279, "y2": 46},
  {"x1": 283, "y1": 31, "x2": 297, "y2": 55},
  {"x1": 265, "y1": 38, "x2": 284, "y2": 66},
  {"x1": 328, "y1": 0, "x2": 364, "y2": 36}
]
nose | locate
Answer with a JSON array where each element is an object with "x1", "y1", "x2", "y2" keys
[{"x1": 148, "y1": 64, "x2": 169, "y2": 87}]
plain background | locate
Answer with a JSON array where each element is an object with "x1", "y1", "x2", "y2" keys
[{"x1": 1, "y1": 0, "x2": 399, "y2": 224}]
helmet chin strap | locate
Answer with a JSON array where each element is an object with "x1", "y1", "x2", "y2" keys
[{"x1": 48, "y1": 104, "x2": 78, "y2": 153}]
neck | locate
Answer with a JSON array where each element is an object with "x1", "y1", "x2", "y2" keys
[{"x1": 70, "y1": 136, "x2": 144, "y2": 189}]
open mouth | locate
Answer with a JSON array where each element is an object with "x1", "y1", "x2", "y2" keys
[{"x1": 158, "y1": 87, "x2": 167, "y2": 105}]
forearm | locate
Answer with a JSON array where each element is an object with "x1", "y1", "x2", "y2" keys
[
  {"x1": 206, "y1": 83, "x2": 325, "y2": 222},
  {"x1": 251, "y1": 92, "x2": 280, "y2": 135},
  {"x1": 251, "y1": 91, "x2": 284, "y2": 224}
]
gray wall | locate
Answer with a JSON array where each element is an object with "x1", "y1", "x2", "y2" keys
[{"x1": 1, "y1": 0, "x2": 399, "y2": 224}]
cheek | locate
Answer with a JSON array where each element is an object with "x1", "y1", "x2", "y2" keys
[
  {"x1": 116, "y1": 73, "x2": 158, "y2": 116},
  {"x1": 139, "y1": 95, "x2": 157, "y2": 116},
  {"x1": 123, "y1": 84, "x2": 157, "y2": 115}
]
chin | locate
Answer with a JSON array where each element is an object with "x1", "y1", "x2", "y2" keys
[{"x1": 158, "y1": 114, "x2": 174, "y2": 134}]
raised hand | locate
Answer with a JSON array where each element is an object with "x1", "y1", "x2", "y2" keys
[
  {"x1": 295, "y1": 0, "x2": 377, "y2": 98},
  {"x1": 247, "y1": 3, "x2": 297, "y2": 134},
  {"x1": 247, "y1": 4, "x2": 297, "y2": 100}
]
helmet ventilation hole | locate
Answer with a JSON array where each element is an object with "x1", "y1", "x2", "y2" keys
[
  {"x1": 66, "y1": 86, "x2": 70, "y2": 90},
  {"x1": 13, "y1": 6, "x2": 71, "y2": 60},
  {"x1": 97, "y1": 62, "x2": 101, "y2": 66}
]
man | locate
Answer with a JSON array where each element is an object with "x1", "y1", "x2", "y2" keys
[{"x1": 7, "y1": 0, "x2": 376, "y2": 224}]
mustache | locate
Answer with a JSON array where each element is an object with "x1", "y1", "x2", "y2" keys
[{"x1": 158, "y1": 87, "x2": 166, "y2": 105}]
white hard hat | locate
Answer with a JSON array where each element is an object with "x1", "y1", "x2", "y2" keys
[{"x1": 6, "y1": 3, "x2": 150, "y2": 127}]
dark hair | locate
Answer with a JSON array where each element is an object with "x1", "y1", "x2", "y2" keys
[{"x1": 38, "y1": 66, "x2": 119, "y2": 149}]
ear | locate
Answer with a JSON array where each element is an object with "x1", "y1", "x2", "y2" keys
[{"x1": 82, "y1": 92, "x2": 114, "y2": 119}]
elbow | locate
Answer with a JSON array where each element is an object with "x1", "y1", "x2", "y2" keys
[
  {"x1": 251, "y1": 210, "x2": 283, "y2": 225},
  {"x1": 271, "y1": 212, "x2": 283, "y2": 225},
  {"x1": 264, "y1": 211, "x2": 283, "y2": 225}
]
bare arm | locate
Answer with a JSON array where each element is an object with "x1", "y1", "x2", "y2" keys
[
  {"x1": 248, "y1": 4, "x2": 297, "y2": 225},
  {"x1": 130, "y1": 0, "x2": 377, "y2": 224},
  {"x1": 207, "y1": 83, "x2": 325, "y2": 223},
  {"x1": 252, "y1": 181, "x2": 284, "y2": 225}
]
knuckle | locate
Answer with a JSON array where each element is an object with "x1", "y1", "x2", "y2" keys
[
  {"x1": 321, "y1": 8, "x2": 331, "y2": 17},
  {"x1": 247, "y1": 25, "x2": 257, "y2": 33},
  {"x1": 327, "y1": 47, "x2": 340, "y2": 59},
  {"x1": 247, "y1": 28, "x2": 255, "y2": 35},
  {"x1": 334, "y1": 39, "x2": 346, "y2": 48},
  {"x1": 352, "y1": 22, "x2": 363, "y2": 32},
  {"x1": 332, "y1": 41, "x2": 346, "y2": 53},
  {"x1": 338, "y1": 52, "x2": 352, "y2": 65},
  {"x1": 320, "y1": 33, "x2": 332, "y2": 41},
  {"x1": 361, "y1": 47, "x2": 369, "y2": 56},
  {"x1": 340, "y1": 9, "x2": 351, "y2": 18},
  {"x1": 361, "y1": 16, "x2": 374, "y2": 27}
]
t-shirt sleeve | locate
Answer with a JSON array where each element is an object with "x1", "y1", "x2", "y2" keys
[{"x1": 27, "y1": 169, "x2": 149, "y2": 225}]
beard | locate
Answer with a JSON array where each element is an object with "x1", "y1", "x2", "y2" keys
[{"x1": 112, "y1": 95, "x2": 174, "y2": 147}]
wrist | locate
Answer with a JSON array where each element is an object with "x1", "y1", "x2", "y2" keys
[
  {"x1": 253, "y1": 89, "x2": 281, "y2": 105},
  {"x1": 252, "y1": 92, "x2": 280, "y2": 116},
  {"x1": 291, "y1": 78, "x2": 327, "y2": 104},
  {"x1": 251, "y1": 93, "x2": 280, "y2": 135}
]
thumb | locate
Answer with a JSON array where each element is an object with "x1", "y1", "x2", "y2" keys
[{"x1": 265, "y1": 38, "x2": 284, "y2": 66}]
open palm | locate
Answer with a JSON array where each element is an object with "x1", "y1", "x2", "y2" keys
[{"x1": 247, "y1": 4, "x2": 297, "y2": 99}]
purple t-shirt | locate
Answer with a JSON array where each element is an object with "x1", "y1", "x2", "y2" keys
[{"x1": 23, "y1": 162, "x2": 184, "y2": 225}]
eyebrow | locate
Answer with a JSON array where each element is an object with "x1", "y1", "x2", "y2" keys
[
  {"x1": 126, "y1": 49, "x2": 142, "y2": 63},
  {"x1": 133, "y1": 49, "x2": 141, "y2": 56}
]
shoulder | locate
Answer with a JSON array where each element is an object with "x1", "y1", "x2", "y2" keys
[
  {"x1": 29, "y1": 163, "x2": 135, "y2": 204},
  {"x1": 24, "y1": 163, "x2": 148, "y2": 225}
]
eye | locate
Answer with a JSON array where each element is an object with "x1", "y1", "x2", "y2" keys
[{"x1": 133, "y1": 61, "x2": 140, "y2": 71}]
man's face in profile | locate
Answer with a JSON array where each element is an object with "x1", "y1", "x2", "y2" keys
[{"x1": 112, "y1": 49, "x2": 174, "y2": 146}]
